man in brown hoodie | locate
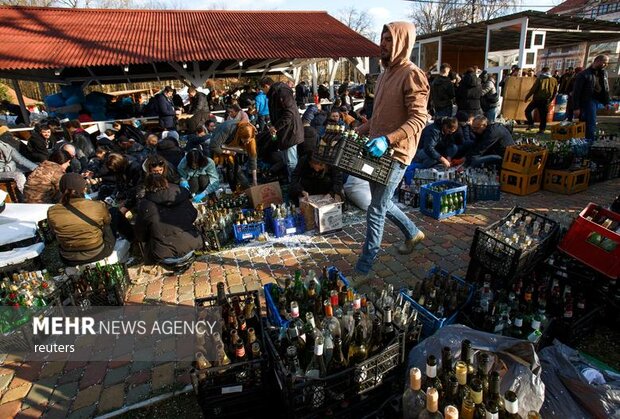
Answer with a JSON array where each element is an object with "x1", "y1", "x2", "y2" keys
[{"x1": 352, "y1": 21, "x2": 429, "y2": 284}]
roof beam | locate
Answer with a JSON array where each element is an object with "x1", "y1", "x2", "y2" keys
[
  {"x1": 248, "y1": 59, "x2": 278, "y2": 70},
  {"x1": 204, "y1": 60, "x2": 221, "y2": 80},
  {"x1": 151, "y1": 63, "x2": 161, "y2": 82}
]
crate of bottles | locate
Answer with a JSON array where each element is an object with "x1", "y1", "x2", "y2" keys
[
  {"x1": 558, "y1": 203, "x2": 620, "y2": 279},
  {"x1": 500, "y1": 171, "x2": 542, "y2": 196},
  {"x1": 400, "y1": 267, "x2": 474, "y2": 338},
  {"x1": 192, "y1": 288, "x2": 269, "y2": 418},
  {"x1": 502, "y1": 145, "x2": 548, "y2": 175},
  {"x1": 264, "y1": 281, "x2": 412, "y2": 418},
  {"x1": 264, "y1": 205, "x2": 306, "y2": 238},
  {"x1": 419, "y1": 181, "x2": 467, "y2": 220},
  {"x1": 65, "y1": 263, "x2": 130, "y2": 307},
  {"x1": 550, "y1": 121, "x2": 585, "y2": 140},
  {"x1": 543, "y1": 168, "x2": 590, "y2": 195},
  {"x1": 470, "y1": 183, "x2": 501, "y2": 202},
  {"x1": 265, "y1": 267, "x2": 349, "y2": 329},
  {"x1": 232, "y1": 209, "x2": 266, "y2": 243},
  {"x1": 397, "y1": 184, "x2": 420, "y2": 208},
  {"x1": 470, "y1": 207, "x2": 560, "y2": 279},
  {"x1": 589, "y1": 144, "x2": 619, "y2": 164},
  {"x1": 0, "y1": 270, "x2": 66, "y2": 353}
]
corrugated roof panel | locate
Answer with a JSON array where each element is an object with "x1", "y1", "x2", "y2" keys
[{"x1": 0, "y1": 6, "x2": 379, "y2": 70}]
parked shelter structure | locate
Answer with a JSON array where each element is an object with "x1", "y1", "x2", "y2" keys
[
  {"x1": 0, "y1": 6, "x2": 380, "y2": 123},
  {"x1": 413, "y1": 10, "x2": 620, "y2": 89}
]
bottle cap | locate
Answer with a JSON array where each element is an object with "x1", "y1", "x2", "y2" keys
[
  {"x1": 409, "y1": 367, "x2": 422, "y2": 391},
  {"x1": 444, "y1": 405, "x2": 459, "y2": 419}
]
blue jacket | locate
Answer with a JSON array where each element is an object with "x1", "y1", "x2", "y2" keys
[
  {"x1": 418, "y1": 119, "x2": 453, "y2": 161},
  {"x1": 177, "y1": 156, "x2": 220, "y2": 195},
  {"x1": 255, "y1": 90, "x2": 269, "y2": 116},
  {"x1": 155, "y1": 93, "x2": 176, "y2": 129}
]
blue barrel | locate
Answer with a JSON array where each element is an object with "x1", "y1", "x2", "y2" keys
[{"x1": 553, "y1": 94, "x2": 568, "y2": 121}]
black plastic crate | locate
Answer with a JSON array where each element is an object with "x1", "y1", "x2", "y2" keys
[
  {"x1": 589, "y1": 146, "x2": 619, "y2": 163},
  {"x1": 469, "y1": 207, "x2": 560, "y2": 278},
  {"x1": 192, "y1": 291, "x2": 269, "y2": 418},
  {"x1": 397, "y1": 186, "x2": 420, "y2": 208},
  {"x1": 315, "y1": 134, "x2": 395, "y2": 185},
  {"x1": 266, "y1": 327, "x2": 405, "y2": 419},
  {"x1": 546, "y1": 152, "x2": 575, "y2": 170},
  {"x1": 65, "y1": 263, "x2": 129, "y2": 307},
  {"x1": 470, "y1": 183, "x2": 501, "y2": 203},
  {"x1": 550, "y1": 306, "x2": 603, "y2": 345}
]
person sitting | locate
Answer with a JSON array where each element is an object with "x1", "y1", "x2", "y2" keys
[
  {"x1": 24, "y1": 149, "x2": 72, "y2": 204},
  {"x1": 156, "y1": 131, "x2": 184, "y2": 167},
  {"x1": 96, "y1": 129, "x2": 122, "y2": 153},
  {"x1": 0, "y1": 136, "x2": 38, "y2": 193},
  {"x1": 28, "y1": 124, "x2": 52, "y2": 163},
  {"x1": 87, "y1": 147, "x2": 108, "y2": 176},
  {"x1": 134, "y1": 174, "x2": 203, "y2": 265},
  {"x1": 225, "y1": 122, "x2": 258, "y2": 190},
  {"x1": 177, "y1": 149, "x2": 220, "y2": 199},
  {"x1": 184, "y1": 124, "x2": 211, "y2": 155},
  {"x1": 451, "y1": 111, "x2": 476, "y2": 159},
  {"x1": 289, "y1": 147, "x2": 343, "y2": 206},
  {"x1": 413, "y1": 117, "x2": 459, "y2": 168},
  {"x1": 47, "y1": 173, "x2": 115, "y2": 266},
  {"x1": 465, "y1": 115, "x2": 515, "y2": 168}
]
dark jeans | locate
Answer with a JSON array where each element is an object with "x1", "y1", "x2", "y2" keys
[
  {"x1": 189, "y1": 175, "x2": 210, "y2": 195},
  {"x1": 525, "y1": 99, "x2": 550, "y2": 132},
  {"x1": 257, "y1": 115, "x2": 269, "y2": 133}
]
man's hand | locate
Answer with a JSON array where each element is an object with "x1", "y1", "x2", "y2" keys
[
  {"x1": 440, "y1": 157, "x2": 451, "y2": 168},
  {"x1": 365, "y1": 136, "x2": 389, "y2": 158},
  {"x1": 269, "y1": 126, "x2": 277, "y2": 136}
]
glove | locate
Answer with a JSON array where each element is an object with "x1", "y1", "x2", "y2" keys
[
  {"x1": 193, "y1": 192, "x2": 206, "y2": 203},
  {"x1": 365, "y1": 136, "x2": 389, "y2": 158},
  {"x1": 180, "y1": 180, "x2": 190, "y2": 190}
]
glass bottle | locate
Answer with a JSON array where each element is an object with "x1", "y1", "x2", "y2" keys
[
  {"x1": 195, "y1": 351, "x2": 211, "y2": 370},
  {"x1": 455, "y1": 361, "x2": 470, "y2": 406},
  {"x1": 476, "y1": 353, "x2": 493, "y2": 400},
  {"x1": 403, "y1": 367, "x2": 426, "y2": 419},
  {"x1": 214, "y1": 343, "x2": 231, "y2": 367},
  {"x1": 347, "y1": 312, "x2": 368, "y2": 364},
  {"x1": 368, "y1": 316, "x2": 383, "y2": 355},
  {"x1": 444, "y1": 405, "x2": 459, "y2": 419},
  {"x1": 418, "y1": 387, "x2": 443, "y2": 419},
  {"x1": 424, "y1": 355, "x2": 444, "y2": 400},
  {"x1": 502, "y1": 391, "x2": 522, "y2": 419},
  {"x1": 328, "y1": 336, "x2": 348, "y2": 373},
  {"x1": 382, "y1": 306, "x2": 396, "y2": 345},
  {"x1": 322, "y1": 300, "x2": 341, "y2": 338},
  {"x1": 461, "y1": 397, "x2": 475, "y2": 419},
  {"x1": 485, "y1": 401, "x2": 499, "y2": 419},
  {"x1": 234, "y1": 339, "x2": 247, "y2": 362},
  {"x1": 460, "y1": 340, "x2": 475, "y2": 384},
  {"x1": 286, "y1": 346, "x2": 304, "y2": 379},
  {"x1": 442, "y1": 374, "x2": 459, "y2": 413},
  {"x1": 251, "y1": 342, "x2": 262, "y2": 359},
  {"x1": 440, "y1": 346, "x2": 455, "y2": 388},
  {"x1": 305, "y1": 335, "x2": 327, "y2": 378},
  {"x1": 488, "y1": 372, "x2": 505, "y2": 413}
]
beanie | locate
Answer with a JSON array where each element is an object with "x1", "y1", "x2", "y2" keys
[{"x1": 59, "y1": 173, "x2": 87, "y2": 193}]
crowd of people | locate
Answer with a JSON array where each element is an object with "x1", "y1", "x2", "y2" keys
[{"x1": 0, "y1": 20, "x2": 611, "y2": 280}]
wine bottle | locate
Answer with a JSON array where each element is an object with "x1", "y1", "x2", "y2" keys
[
  {"x1": 501, "y1": 391, "x2": 522, "y2": 419},
  {"x1": 424, "y1": 355, "x2": 444, "y2": 400},
  {"x1": 328, "y1": 335, "x2": 348, "y2": 373},
  {"x1": 418, "y1": 387, "x2": 443, "y2": 419},
  {"x1": 403, "y1": 367, "x2": 426, "y2": 419}
]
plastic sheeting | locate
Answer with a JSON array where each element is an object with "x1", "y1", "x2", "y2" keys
[
  {"x1": 539, "y1": 340, "x2": 620, "y2": 419},
  {"x1": 406, "y1": 324, "x2": 545, "y2": 417}
]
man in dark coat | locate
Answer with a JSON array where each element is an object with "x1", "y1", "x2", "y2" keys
[
  {"x1": 572, "y1": 55, "x2": 610, "y2": 140},
  {"x1": 431, "y1": 64, "x2": 455, "y2": 118},
  {"x1": 134, "y1": 174, "x2": 203, "y2": 265},
  {"x1": 456, "y1": 68, "x2": 482, "y2": 116},
  {"x1": 155, "y1": 86, "x2": 178, "y2": 130},
  {"x1": 28, "y1": 124, "x2": 52, "y2": 163},
  {"x1": 186, "y1": 87, "x2": 209, "y2": 114},
  {"x1": 413, "y1": 117, "x2": 458, "y2": 168},
  {"x1": 260, "y1": 77, "x2": 304, "y2": 181},
  {"x1": 465, "y1": 115, "x2": 514, "y2": 168}
]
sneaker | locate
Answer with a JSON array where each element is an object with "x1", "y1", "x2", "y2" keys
[{"x1": 396, "y1": 231, "x2": 426, "y2": 255}]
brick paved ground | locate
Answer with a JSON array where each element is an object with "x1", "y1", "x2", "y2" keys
[{"x1": 1, "y1": 178, "x2": 618, "y2": 418}]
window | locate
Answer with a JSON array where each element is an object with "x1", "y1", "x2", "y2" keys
[
  {"x1": 555, "y1": 59, "x2": 563, "y2": 70},
  {"x1": 598, "y1": 4, "x2": 610, "y2": 14}
]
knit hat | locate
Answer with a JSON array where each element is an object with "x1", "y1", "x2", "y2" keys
[
  {"x1": 162, "y1": 130, "x2": 180, "y2": 141},
  {"x1": 59, "y1": 173, "x2": 87, "y2": 193},
  {"x1": 302, "y1": 105, "x2": 318, "y2": 123}
]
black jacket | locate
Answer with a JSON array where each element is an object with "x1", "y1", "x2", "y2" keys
[
  {"x1": 28, "y1": 133, "x2": 49, "y2": 163},
  {"x1": 417, "y1": 119, "x2": 454, "y2": 161},
  {"x1": 456, "y1": 72, "x2": 482, "y2": 115},
  {"x1": 467, "y1": 123, "x2": 514, "y2": 163},
  {"x1": 298, "y1": 126, "x2": 319, "y2": 159},
  {"x1": 155, "y1": 93, "x2": 176, "y2": 129},
  {"x1": 135, "y1": 184, "x2": 203, "y2": 263},
  {"x1": 157, "y1": 139, "x2": 185, "y2": 168},
  {"x1": 267, "y1": 82, "x2": 304, "y2": 150},
  {"x1": 187, "y1": 91, "x2": 210, "y2": 114},
  {"x1": 431, "y1": 76, "x2": 455, "y2": 109},
  {"x1": 572, "y1": 67, "x2": 610, "y2": 109},
  {"x1": 289, "y1": 154, "x2": 343, "y2": 204}
]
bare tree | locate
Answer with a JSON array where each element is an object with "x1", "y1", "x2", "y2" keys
[
  {"x1": 407, "y1": 0, "x2": 520, "y2": 35},
  {"x1": 337, "y1": 6, "x2": 377, "y2": 42},
  {"x1": 0, "y1": 0, "x2": 56, "y2": 5}
]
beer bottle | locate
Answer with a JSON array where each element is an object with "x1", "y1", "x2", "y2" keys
[{"x1": 403, "y1": 367, "x2": 426, "y2": 419}]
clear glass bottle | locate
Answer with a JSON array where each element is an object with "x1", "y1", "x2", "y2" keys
[
  {"x1": 502, "y1": 391, "x2": 522, "y2": 419},
  {"x1": 403, "y1": 367, "x2": 426, "y2": 419},
  {"x1": 418, "y1": 387, "x2": 444, "y2": 419},
  {"x1": 305, "y1": 335, "x2": 327, "y2": 378},
  {"x1": 328, "y1": 336, "x2": 348, "y2": 374}
]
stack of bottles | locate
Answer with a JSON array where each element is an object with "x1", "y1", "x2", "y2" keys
[
  {"x1": 0, "y1": 270, "x2": 58, "y2": 334},
  {"x1": 265, "y1": 203, "x2": 305, "y2": 237},
  {"x1": 423, "y1": 184, "x2": 465, "y2": 216},
  {"x1": 483, "y1": 210, "x2": 555, "y2": 252},
  {"x1": 194, "y1": 282, "x2": 261, "y2": 371},
  {"x1": 71, "y1": 263, "x2": 126, "y2": 306},
  {"x1": 0, "y1": 269, "x2": 55, "y2": 308},
  {"x1": 212, "y1": 193, "x2": 249, "y2": 209},
  {"x1": 404, "y1": 270, "x2": 471, "y2": 321},
  {"x1": 403, "y1": 340, "x2": 541, "y2": 419},
  {"x1": 194, "y1": 206, "x2": 235, "y2": 251}
]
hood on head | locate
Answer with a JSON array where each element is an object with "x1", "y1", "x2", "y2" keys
[
  {"x1": 147, "y1": 184, "x2": 190, "y2": 206},
  {"x1": 382, "y1": 22, "x2": 417, "y2": 67}
]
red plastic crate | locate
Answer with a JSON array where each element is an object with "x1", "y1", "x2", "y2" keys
[{"x1": 558, "y1": 203, "x2": 620, "y2": 279}]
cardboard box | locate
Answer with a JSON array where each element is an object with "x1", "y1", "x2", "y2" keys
[
  {"x1": 501, "y1": 77, "x2": 536, "y2": 121},
  {"x1": 300, "y1": 195, "x2": 343, "y2": 234},
  {"x1": 245, "y1": 182, "x2": 283, "y2": 208}
]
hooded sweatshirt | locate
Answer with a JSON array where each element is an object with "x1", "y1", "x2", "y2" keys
[
  {"x1": 356, "y1": 22, "x2": 429, "y2": 165},
  {"x1": 526, "y1": 73, "x2": 558, "y2": 103}
]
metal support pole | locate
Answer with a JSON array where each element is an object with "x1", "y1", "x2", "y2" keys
[{"x1": 11, "y1": 79, "x2": 30, "y2": 126}]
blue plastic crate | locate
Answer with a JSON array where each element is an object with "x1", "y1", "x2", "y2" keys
[
  {"x1": 273, "y1": 214, "x2": 306, "y2": 238},
  {"x1": 419, "y1": 180, "x2": 467, "y2": 220},
  {"x1": 232, "y1": 209, "x2": 266, "y2": 243},
  {"x1": 400, "y1": 267, "x2": 474, "y2": 338},
  {"x1": 264, "y1": 267, "x2": 349, "y2": 329},
  {"x1": 473, "y1": 184, "x2": 501, "y2": 202}
]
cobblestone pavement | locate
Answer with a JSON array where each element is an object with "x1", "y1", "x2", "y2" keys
[{"x1": 1, "y1": 178, "x2": 618, "y2": 418}]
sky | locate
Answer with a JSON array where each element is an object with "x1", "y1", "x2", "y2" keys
[{"x1": 180, "y1": 0, "x2": 561, "y2": 39}]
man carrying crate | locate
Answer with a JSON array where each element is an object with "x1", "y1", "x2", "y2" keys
[{"x1": 350, "y1": 22, "x2": 429, "y2": 286}]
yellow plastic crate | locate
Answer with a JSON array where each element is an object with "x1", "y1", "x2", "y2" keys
[{"x1": 543, "y1": 168, "x2": 590, "y2": 195}]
